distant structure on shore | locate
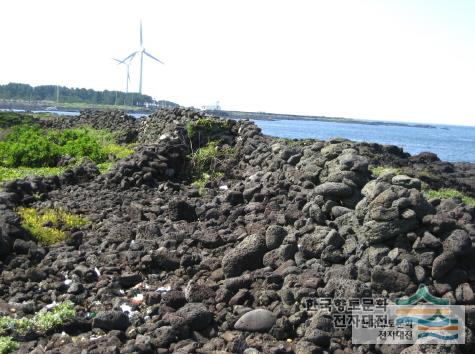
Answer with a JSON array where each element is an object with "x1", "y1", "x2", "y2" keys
[
  {"x1": 201, "y1": 101, "x2": 221, "y2": 111},
  {"x1": 115, "y1": 21, "x2": 164, "y2": 94}
]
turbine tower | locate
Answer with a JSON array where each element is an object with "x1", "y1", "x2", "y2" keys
[
  {"x1": 119, "y1": 21, "x2": 164, "y2": 94},
  {"x1": 113, "y1": 58, "x2": 132, "y2": 94}
]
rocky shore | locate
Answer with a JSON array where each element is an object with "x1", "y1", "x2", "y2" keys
[{"x1": 0, "y1": 108, "x2": 474, "y2": 354}]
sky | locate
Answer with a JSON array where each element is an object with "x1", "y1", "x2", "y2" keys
[{"x1": 1, "y1": 0, "x2": 474, "y2": 126}]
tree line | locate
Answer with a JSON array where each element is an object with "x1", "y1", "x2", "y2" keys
[{"x1": 0, "y1": 82, "x2": 169, "y2": 107}]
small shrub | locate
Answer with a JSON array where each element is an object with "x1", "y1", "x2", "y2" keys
[
  {"x1": 185, "y1": 118, "x2": 230, "y2": 139},
  {"x1": 0, "y1": 125, "x2": 60, "y2": 167},
  {"x1": 423, "y1": 188, "x2": 475, "y2": 207},
  {"x1": 17, "y1": 207, "x2": 87, "y2": 245},
  {"x1": 0, "y1": 337, "x2": 18, "y2": 354},
  {"x1": 0, "y1": 112, "x2": 34, "y2": 129},
  {"x1": 0, "y1": 301, "x2": 75, "y2": 337}
]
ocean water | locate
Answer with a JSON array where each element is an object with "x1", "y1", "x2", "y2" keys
[
  {"x1": 4, "y1": 109, "x2": 473, "y2": 163},
  {"x1": 253, "y1": 119, "x2": 475, "y2": 163}
]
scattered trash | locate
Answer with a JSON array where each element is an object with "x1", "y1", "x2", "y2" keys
[
  {"x1": 119, "y1": 289, "x2": 125, "y2": 295},
  {"x1": 131, "y1": 293, "x2": 144, "y2": 305},
  {"x1": 120, "y1": 303, "x2": 137, "y2": 318},
  {"x1": 94, "y1": 267, "x2": 101, "y2": 276},
  {"x1": 219, "y1": 185, "x2": 229, "y2": 190},
  {"x1": 156, "y1": 286, "x2": 171, "y2": 293},
  {"x1": 64, "y1": 279, "x2": 72, "y2": 286},
  {"x1": 45, "y1": 301, "x2": 58, "y2": 310}
]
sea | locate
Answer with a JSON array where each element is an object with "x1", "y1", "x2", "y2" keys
[
  {"x1": 253, "y1": 119, "x2": 475, "y2": 164},
  {"x1": 4, "y1": 109, "x2": 475, "y2": 163}
]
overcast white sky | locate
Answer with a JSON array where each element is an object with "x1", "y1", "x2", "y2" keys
[{"x1": 1, "y1": 0, "x2": 474, "y2": 126}]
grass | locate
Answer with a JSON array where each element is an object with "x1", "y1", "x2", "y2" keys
[
  {"x1": 16, "y1": 207, "x2": 87, "y2": 245},
  {"x1": 0, "y1": 301, "x2": 75, "y2": 338},
  {"x1": 0, "y1": 166, "x2": 65, "y2": 182},
  {"x1": 423, "y1": 188, "x2": 475, "y2": 207},
  {"x1": 0, "y1": 337, "x2": 18, "y2": 354},
  {"x1": 188, "y1": 140, "x2": 233, "y2": 194},
  {"x1": 192, "y1": 172, "x2": 224, "y2": 195},
  {"x1": 369, "y1": 166, "x2": 402, "y2": 177}
]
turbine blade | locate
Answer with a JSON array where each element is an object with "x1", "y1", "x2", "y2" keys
[
  {"x1": 113, "y1": 58, "x2": 122, "y2": 64},
  {"x1": 120, "y1": 51, "x2": 138, "y2": 63},
  {"x1": 127, "y1": 71, "x2": 131, "y2": 83},
  {"x1": 144, "y1": 51, "x2": 164, "y2": 64},
  {"x1": 140, "y1": 21, "x2": 143, "y2": 47}
]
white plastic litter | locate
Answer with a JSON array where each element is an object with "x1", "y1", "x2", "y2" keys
[
  {"x1": 156, "y1": 286, "x2": 171, "y2": 293},
  {"x1": 219, "y1": 185, "x2": 229, "y2": 190},
  {"x1": 94, "y1": 267, "x2": 101, "y2": 276},
  {"x1": 120, "y1": 303, "x2": 137, "y2": 318},
  {"x1": 45, "y1": 301, "x2": 58, "y2": 310}
]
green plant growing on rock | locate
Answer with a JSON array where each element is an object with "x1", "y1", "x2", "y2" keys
[
  {"x1": 185, "y1": 118, "x2": 230, "y2": 143},
  {"x1": 0, "y1": 112, "x2": 34, "y2": 129},
  {"x1": 423, "y1": 187, "x2": 475, "y2": 207},
  {"x1": 0, "y1": 301, "x2": 75, "y2": 338},
  {"x1": 0, "y1": 126, "x2": 133, "y2": 182},
  {"x1": 189, "y1": 140, "x2": 234, "y2": 193},
  {"x1": 16, "y1": 207, "x2": 87, "y2": 245},
  {"x1": 0, "y1": 336, "x2": 18, "y2": 354},
  {"x1": 0, "y1": 166, "x2": 65, "y2": 182},
  {"x1": 369, "y1": 166, "x2": 402, "y2": 177}
]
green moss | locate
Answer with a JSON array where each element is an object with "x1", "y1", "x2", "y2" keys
[
  {"x1": 102, "y1": 143, "x2": 134, "y2": 159},
  {"x1": 96, "y1": 161, "x2": 113, "y2": 174},
  {"x1": 369, "y1": 166, "x2": 402, "y2": 177},
  {"x1": 0, "y1": 337, "x2": 18, "y2": 354},
  {"x1": 0, "y1": 301, "x2": 75, "y2": 338},
  {"x1": 423, "y1": 188, "x2": 475, "y2": 207},
  {"x1": 17, "y1": 207, "x2": 87, "y2": 245},
  {"x1": 0, "y1": 166, "x2": 65, "y2": 182}
]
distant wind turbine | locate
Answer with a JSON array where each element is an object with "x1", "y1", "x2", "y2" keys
[
  {"x1": 118, "y1": 21, "x2": 164, "y2": 94},
  {"x1": 113, "y1": 57, "x2": 132, "y2": 94}
]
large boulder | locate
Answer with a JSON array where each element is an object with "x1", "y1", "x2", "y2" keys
[{"x1": 222, "y1": 234, "x2": 266, "y2": 277}]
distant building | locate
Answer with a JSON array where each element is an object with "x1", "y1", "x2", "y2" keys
[{"x1": 201, "y1": 101, "x2": 221, "y2": 111}]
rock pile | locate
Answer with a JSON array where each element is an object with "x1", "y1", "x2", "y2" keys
[{"x1": 0, "y1": 108, "x2": 473, "y2": 353}]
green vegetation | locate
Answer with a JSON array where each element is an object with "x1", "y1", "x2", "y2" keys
[
  {"x1": 369, "y1": 166, "x2": 402, "y2": 177},
  {"x1": 0, "y1": 82, "x2": 157, "y2": 107},
  {"x1": 423, "y1": 188, "x2": 475, "y2": 207},
  {"x1": 189, "y1": 140, "x2": 233, "y2": 194},
  {"x1": 0, "y1": 337, "x2": 18, "y2": 354},
  {"x1": 0, "y1": 111, "x2": 34, "y2": 129},
  {"x1": 0, "y1": 166, "x2": 65, "y2": 182},
  {"x1": 185, "y1": 118, "x2": 230, "y2": 139},
  {"x1": 0, "y1": 125, "x2": 133, "y2": 182},
  {"x1": 0, "y1": 301, "x2": 75, "y2": 339},
  {"x1": 17, "y1": 207, "x2": 87, "y2": 245}
]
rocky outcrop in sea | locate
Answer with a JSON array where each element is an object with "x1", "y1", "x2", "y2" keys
[{"x1": 0, "y1": 108, "x2": 474, "y2": 353}]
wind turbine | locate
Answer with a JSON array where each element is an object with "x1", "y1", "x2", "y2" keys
[
  {"x1": 113, "y1": 57, "x2": 132, "y2": 94},
  {"x1": 120, "y1": 21, "x2": 164, "y2": 94}
]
